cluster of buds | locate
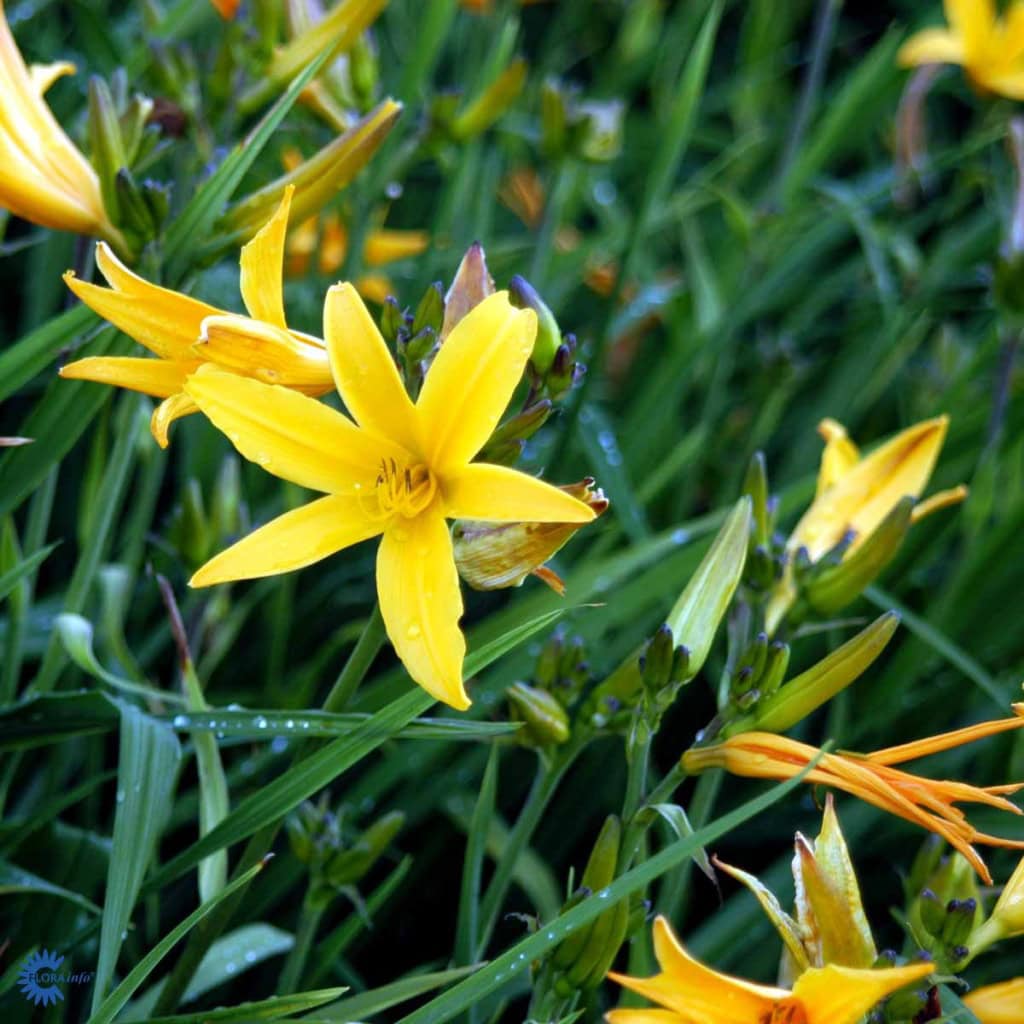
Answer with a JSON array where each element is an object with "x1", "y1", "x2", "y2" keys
[
  {"x1": 547, "y1": 817, "x2": 642, "y2": 995},
  {"x1": 502, "y1": 631, "x2": 591, "y2": 750},
  {"x1": 86, "y1": 71, "x2": 169, "y2": 256},
  {"x1": 719, "y1": 629, "x2": 790, "y2": 719},
  {"x1": 740, "y1": 452, "x2": 786, "y2": 595},
  {"x1": 540, "y1": 78, "x2": 624, "y2": 164},
  {"x1": 286, "y1": 795, "x2": 404, "y2": 909}
]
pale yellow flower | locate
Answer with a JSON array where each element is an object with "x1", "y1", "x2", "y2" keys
[
  {"x1": 0, "y1": 0, "x2": 121, "y2": 245},
  {"x1": 899, "y1": 0, "x2": 1024, "y2": 100},
  {"x1": 185, "y1": 285, "x2": 595, "y2": 709},
  {"x1": 60, "y1": 187, "x2": 332, "y2": 447},
  {"x1": 606, "y1": 915, "x2": 932, "y2": 1024}
]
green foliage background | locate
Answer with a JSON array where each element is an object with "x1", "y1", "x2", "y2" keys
[{"x1": 1, "y1": 0, "x2": 1023, "y2": 1021}]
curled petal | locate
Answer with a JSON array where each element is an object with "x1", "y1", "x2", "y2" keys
[
  {"x1": 151, "y1": 392, "x2": 198, "y2": 448},
  {"x1": 59, "y1": 356, "x2": 196, "y2": 398},
  {"x1": 897, "y1": 28, "x2": 965, "y2": 67}
]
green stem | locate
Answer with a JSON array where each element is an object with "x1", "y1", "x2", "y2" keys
[
  {"x1": 621, "y1": 722, "x2": 653, "y2": 822},
  {"x1": 529, "y1": 161, "x2": 574, "y2": 288},
  {"x1": 619, "y1": 762, "x2": 687, "y2": 871},
  {"x1": 321, "y1": 604, "x2": 387, "y2": 713},
  {"x1": 475, "y1": 744, "x2": 579, "y2": 958},
  {"x1": 278, "y1": 894, "x2": 324, "y2": 994}
]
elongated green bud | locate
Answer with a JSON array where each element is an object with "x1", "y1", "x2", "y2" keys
[
  {"x1": 507, "y1": 682, "x2": 570, "y2": 748},
  {"x1": 918, "y1": 889, "x2": 946, "y2": 936},
  {"x1": 743, "y1": 452, "x2": 771, "y2": 547},
  {"x1": 326, "y1": 810, "x2": 405, "y2": 886},
  {"x1": 412, "y1": 282, "x2": 445, "y2": 337},
  {"x1": 509, "y1": 275, "x2": 562, "y2": 374},
  {"x1": 641, "y1": 625, "x2": 675, "y2": 695}
]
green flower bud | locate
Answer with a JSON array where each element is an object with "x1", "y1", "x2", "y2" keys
[
  {"x1": 574, "y1": 99, "x2": 624, "y2": 163},
  {"x1": 412, "y1": 282, "x2": 445, "y2": 337},
  {"x1": 509, "y1": 275, "x2": 562, "y2": 374},
  {"x1": 918, "y1": 888, "x2": 946, "y2": 936},
  {"x1": 540, "y1": 78, "x2": 570, "y2": 159},
  {"x1": 325, "y1": 810, "x2": 405, "y2": 886},
  {"x1": 743, "y1": 452, "x2": 771, "y2": 548},
  {"x1": 940, "y1": 898, "x2": 976, "y2": 948},
  {"x1": 640, "y1": 625, "x2": 675, "y2": 695},
  {"x1": 507, "y1": 682, "x2": 570, "y2": 748}
]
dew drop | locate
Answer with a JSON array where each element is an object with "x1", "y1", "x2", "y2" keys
[
  {"x1": 244, "y1": 951, "x2": 257, "y2": 963},
  {"x1": 406, "y1": 622, "x2": 422, "y2": 640},
  {"x1": 593, "y1": 180, "x2": 617, "y2": 206},
  {"x1": 172, "y1": 714, "x2": 188, "y2": 728},
  {"x1": 115, "y1": 789, "x2": 126, "y2": 804},
  {"x1": 271, "y1": 736, "x2": 289, "y2": 754},
  {"x1": 255, "y1": 715, "x2": 268, "y2": 729},
  {"x1": 385, "y1": 181, "x2": 403, "y2": 199},
  {"x1": 224, "y1": 961, "x2": 237, "y2": 975}
]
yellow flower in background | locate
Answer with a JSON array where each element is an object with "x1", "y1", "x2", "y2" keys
[
  {"x1": 898, "y1": 0, "x2": 1024, "y2": 100},
  {"x1": 605, "y1": 915, "x2": 931, "y2": 1024},
  {"x1": 185, "y1": 285, "x2": 596, "y2": 709},
  {"x1": 0, "y1": 0, "x2": 122, "y2": 245},
  {"x1": 60, "y1": 187, "x2": 333, "y2": 447},
  {"x1": 964, "y1": 978, "x2": 1024, "y2": 1023},
  {"x1": 683, "y1": 708, "x2": 1024, "y2": 884},
  {"x1": 766, "y1": 416, "x2": 967, "y2": 632}
]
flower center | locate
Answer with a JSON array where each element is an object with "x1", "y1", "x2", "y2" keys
[
  {"x1": 372, "y1": 458, "x2": 437, "y2": 520},
  {"x1": 760, "y1": 1002, "x2": 807, "y2": 1024}
]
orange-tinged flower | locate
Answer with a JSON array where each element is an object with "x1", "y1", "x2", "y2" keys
[
  {"x1": 606, "y1": 915, "x2": 932, "y2": 1024},
  {"x1": 898, "y1": 0, "x2": 1024, "y2": 100},
  {"x1": 963, "y1": 978, "x2": 1024, "y2": 1023},
  {"x1": 209, "y1": 0, "x2": 240, "y2": 17},
  {"x1": 683, "y1": 708, "x2": 1024, "y2": 884},
  {"x1": 0, "y1": 1, "x2": 122, "y2": 245},
  {"x1": 185, "y1": 285, "x2": 596, "y2": 709},
  {"x1": 60, "y1": 187, "x2": 332, "y2": 447}
]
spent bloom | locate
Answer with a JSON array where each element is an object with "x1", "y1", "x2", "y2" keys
[
  {"x1": 605, "y1": 915, "x2": 931, "y2": 1024},
  {"x1": 766, "y1": 416, "x2": 967, "y2": 632},
  {"x1": 683, "y1": 708, "x2": 1024, "y2": 884},
  {"x1": 963, "y1": 978, "x2": 1024, "y2": 1023},
  {"x1": 0, "y1": 0, "x2": 122, "y2": 245},
  {"x1": 185, "y1": 285, "x2": 595, "y2": 709},
  {"x1": 60, "y1": 187, "x2": 332, "y2": 447},
  {"x1": 899, "y1": 0, "x2": 1024, "y2": 100}
]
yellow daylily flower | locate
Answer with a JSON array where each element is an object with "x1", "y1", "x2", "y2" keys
[
  {"x1": 969, "y1": 850, "x2": 1024, "y2": 952},
  {"x1": 60, "y1": 187, "x2": 333, "y2": 447},
  {"x1": 898, "y1": 0, "x2": 1024, "y2": 100},
  {"x1": 185, "y1": 285, "x2": 596, "y2": 709},
  {"x1": 964, "y1": 978, "x2": 1024, "y2": 1023},
  {"x1": 683, "y1": 708, "x2": 1024, "y2": 884},
  {"x1": 605, "y1": 915, "x2": 932, "y2": 1024},
  {"x1": 766, "y1": 416, "x2": 967, "y2": 633},
  {"x1": 0, "y1": 0, "x2": 122, "y2": 245}
]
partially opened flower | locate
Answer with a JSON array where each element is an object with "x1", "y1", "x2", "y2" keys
[
  {"x1": 683, "y1": 708, "x2": 1024, "y2": 884},
  {"x1": 0, "y1": 1, "x2": 123, "y2": 246},
  {"x1": 605, "y1": 915, "x2": 932, "y2": 1024},
  {"x1": 766, "y1": 416, "x2": 967, "y2": 632},
  {"x1": 185, "y1": 285, "x2": 596, "y2": 709},
  {"x1": 60, "y1": 187, "x2": 332, "y2": 447},
  {"x1": 964, "y1": 978, "x2": 1024, "y2": 1023},
  {"x1": 898, "y1": 1, "x2": 1024, "y2": 100},
  {"x1": 969, "y1": 852, "x2": 1024, "y2": 953}
]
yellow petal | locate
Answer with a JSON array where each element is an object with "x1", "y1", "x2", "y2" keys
[
  {"x1": 417, "y1": 292, "x2": 536, "y2": 471},
  {"x1": 184, "y1": 364, "x2": 405, "y2": 494},
  {"x1": 151, "y1": 392, "x2": 198, "y2": 448},
  {"x1": 897, "y1": 28, "x2": 966, "y2": 67},
  {"x1": 363, "y1": 228, "x2": 429, "y2": 266},
  {"x1": 983, "y1": 70, "x2": 1024, "y2": 99},
  {"x1": 323, "y1": 282, "x2": 420, "y2": 453},
  {"x1": 64, "y1": 244, "x2": 223, "y2": 359},
  {"x1": 796, "y1": 962, "x2": 933, "y2": 1024},
  {"x1": 605, "y1": 1012, "x2": 684, "y2": 1024},
  {"x1": 191, "y1": 494, "x2": 382, "y2": 586},
  {"x1": 28, "y1": 60, "x2": 76, "y2": 95},
  {"x1": 239, "y1": 186, "x2": 292, "y2": 330},
  {"x1": 443, "y1": 463, "x2": 596, "y2": 523},
  {"x1": 195, "y1": 315, "x2": 331, "y2": 390},
  {"x1": 608, "y1": 917, "x2": 783, "y2": 1022},
  {"x1": 816, "y1": 419, "x2": 860, "y2": 496},
  {"x1": 58, "y1": 356, "x2": 196, "y2": 398},
  {"x1": 944, "y1": 0, "x2": 994, "y2": 50},
  {"x1": 376, "y1": 506, "x2": 468, "y2": 709},
  {"x1": 911, "y1": 483, "x2": 968, "y2": 521},
  {"x1": 963, "y1": 977, "x2": 1024, "y2": 1023}
]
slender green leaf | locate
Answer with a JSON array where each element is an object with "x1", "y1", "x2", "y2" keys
[
  {"x1": 0, "y1": 542, "x2": 58, "y2": 603},
  {"x1": 0, "y1": 860, "x2": 101, "y2": 915},
  {"x1": 307, "y1": 966, "x2": 481, "y2": 1021},
  {"x1": 120, "y1": 988, "x2": 345, "y2": 1024}
]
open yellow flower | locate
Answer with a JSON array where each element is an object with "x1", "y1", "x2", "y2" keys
[
  {"x1": 964, "y1": 978, "x2": 1024, "y2": 1023},
  {"x1": 60, "y1": 187, "x2": 332, "y2": 447},
  {"x1": 606, "y1": 915, "x2": 932, "y2": 1024},
  {"x1": 0, "y1": 0, "x2": 121, "y2": 245},
  {"x1": 683, "y1": 708, "x2": 1024, "y2": 884},
  {"x1": 898, "y1": 0, "x2": 1024, "y2": 100},
  {"x1": 184, "y1": 285, "x2": 596, "y2": 709},
  {"x1": 766, "y1": 416, "x2": 967, "y2": 633}
]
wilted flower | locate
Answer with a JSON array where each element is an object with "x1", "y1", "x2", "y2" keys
[
  {"x1": 186, "y1": 285, "x2": 596, "y2": 709},
  {"x1": 60, "y1": 188, "x2": 332, "y2": 447},
  {"x1": 605, "y1": 915, "x2": 932, "y2": 1024},
  {"x1": 0, "y1": 1, "x2": 123, "y2": 246},
  {"x1": 963, "y1": 978, "x2": 1024, "y2": 1023},
  {"x1": 899, "y1": 0, "x2": 1024, "y2": 100},
  {"x1": 684, "y1": 710, "x2": 1024, "y2": 883}
]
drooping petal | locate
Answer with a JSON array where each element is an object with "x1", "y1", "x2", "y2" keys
[
  {"x1": 796, "y1": 962, "x2": 933, "y2": 1024},
  {"x1": 184, "y1": 364, "x2": 405, "y2": 495},
  {"x1": 608, "y1": 916, "x2": 783, "y2": 1022},
  {"x1": 64, "y1": 244, "x2": 223, "y2": 359},
  {"x1": 416, "y1": 292, "x2": 537, "y2": 471},
  {"x1": 58, "y1": 355, "x2": 196, "y2": 398},
  {"x1": 897, "y1": 28, "x2": 966, "y2": 67},
  {"x1": 239, "y1": 186, "x2": 292, "y2": 329},
  {"x1": 443, "y1": 463, "x2": 596, "y2": 523},
  {"x1": 28, "y1": 60, "x2": 76, "y2": 95},
  {"x1": 195, "y1": 315, "x2": 331, "y2": 390},
  {"x1": 190, "y1": 494, "x2": 382, "y2": 587},
  {"x1": 151, "y1": 392, "x2": 199, "y2": 448},
  {"x1": 376, "y1": 506, "x2": 468, "y2": 709},
  {"x1": 323, "y1": 282, "x2": 420, "y2": 452}
]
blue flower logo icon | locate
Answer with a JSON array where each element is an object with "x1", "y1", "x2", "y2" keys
[{"x1": 18, "y1": 949, "x2": 66, "y2": 1006}]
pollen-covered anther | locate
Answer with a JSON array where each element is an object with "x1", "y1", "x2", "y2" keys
[
  {"x1": 373, "y1": 459, "x2": 438, "y2": 519},
  {"x1": 762, "y1": 1001, "x2": 808, "y2": 1024}
]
